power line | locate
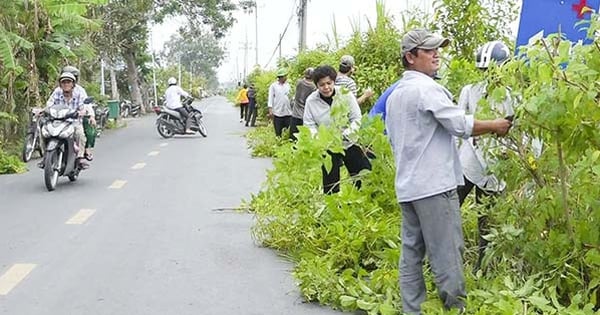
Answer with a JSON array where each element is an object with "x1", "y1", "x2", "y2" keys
[{"x1": 263, "y1": 0, "x2": 298, "y2": 69}]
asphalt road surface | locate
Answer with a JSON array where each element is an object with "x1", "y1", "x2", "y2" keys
[{"x1": 0, "y1": 97, "x2": 347, "y2": 315}]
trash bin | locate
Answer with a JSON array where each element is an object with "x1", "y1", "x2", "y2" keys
[{"x1": 107, "y1": 100, "x2": 119, "y2": 119}]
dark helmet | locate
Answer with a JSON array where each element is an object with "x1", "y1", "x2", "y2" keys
[
  {"x1": 62, "y1": 66, "x2": 80, "y2": 82},
  {"x1": 475, "y1": 41, "x2": 510, "y2": 69}
]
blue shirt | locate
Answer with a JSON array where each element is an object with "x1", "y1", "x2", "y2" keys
[
  {"x1": 368, "y1": 80, "x2": 401, "y2": 121},
  {"x1": 386, "y1": 70, "x2": 474, "y2": 202}
]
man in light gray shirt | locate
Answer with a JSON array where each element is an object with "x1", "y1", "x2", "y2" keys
[
  {"x1": 268, "y1": 68, "x2": 292, "y2": 137},
  {"x1": 385, "y1": 29, "x2": 512, "y2": 314}
]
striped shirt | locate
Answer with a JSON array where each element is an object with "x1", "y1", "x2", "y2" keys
[{"x1": 335, "y1": 73, "x2": 358, "y2": 96}]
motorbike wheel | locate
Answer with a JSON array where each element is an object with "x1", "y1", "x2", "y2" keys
[
  {"x1": 22, "y1": 133, "x2": 36, "y2": 162},
  {"x1": 44, "y1": 150, "x2": 61, "y2": 191},
  {"x1": 195, "y1": 117, "x2": 208, "y2": 137},
  {"x1": 157, "y1": 121, "x2": 174, "y2": 139}
]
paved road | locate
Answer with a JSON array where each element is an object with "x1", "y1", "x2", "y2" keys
[{"x1": 0, "y1": 97, "x2": 346, "y2": 315}]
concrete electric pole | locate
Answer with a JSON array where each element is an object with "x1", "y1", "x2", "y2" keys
[{"x1": 298, "y1": 0, "x2": 308, "y2": 52}]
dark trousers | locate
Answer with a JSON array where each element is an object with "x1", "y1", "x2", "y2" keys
[
  {"x1": 322, "y1": 145, "x2": 372, "y2": 194},
  {"x1": 289, "y1": 116, "x2": 303, "y2": 141},
  {"x1": 273, "y1": 115, "x2": 291, "y2": 137},
  {"x1": 175, "y1": 107, "x2": 191, "y2": 130},
  {"x1": 240, "y1": 103, "x2": 249, "y2": 120},
  {"x1": 457, "y1": 176, "x2": 497, "y2": 272},
  {"x1": 245, "y1": 99, "x2": 257, "y2": 126}
]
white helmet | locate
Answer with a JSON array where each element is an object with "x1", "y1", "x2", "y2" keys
[
  {"x1": 59, "y1": 72, "x2": 76, "y2": 82},
  {"x1": 168, "y1": 77, "x2": 177, "y2": 85},
  {"x1": 475, "y1": 41, "x2": 510, "y2": 69}
]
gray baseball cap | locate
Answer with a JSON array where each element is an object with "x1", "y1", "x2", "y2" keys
[
  {"x1": 401, "y1": 29, "x2": 450, "y2": 54},
  {"x1": 340, "y1": 55, "x2": 355, "y2": 67}
]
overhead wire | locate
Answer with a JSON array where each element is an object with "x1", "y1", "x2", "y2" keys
[{"x1": 263, "y1": 0, "x2": 299, "y2": 68}]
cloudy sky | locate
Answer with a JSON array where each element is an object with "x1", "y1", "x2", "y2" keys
[{"x1": 149, "y1": 0, "x2": 441, "y2": 82}]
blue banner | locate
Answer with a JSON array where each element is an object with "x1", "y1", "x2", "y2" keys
[{"x1": 516, "y1": 0, "x2": 600, "y2": 48}]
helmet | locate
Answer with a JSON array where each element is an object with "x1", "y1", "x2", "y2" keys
[
  {"x1": 62, "y1": 66, "x2": 80, "y2": 81},
  {"x1": 168, "y1": 77, "x2": 177, "y2": 85},
  {"x1": 276, "y1": 68, "x2": 288, "y2": 77},
  {"x1": 58, "y1": 72, "x2": 76, "y2": 82},
  {"x1": 475, "y1": 41, "x2": 510, "y2": 69}
]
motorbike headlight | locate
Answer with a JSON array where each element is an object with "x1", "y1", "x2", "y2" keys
[{"x1": 58, "y1": 125, "x2": 75, "y2": 139}]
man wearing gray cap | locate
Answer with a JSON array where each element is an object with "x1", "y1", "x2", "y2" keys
[
  {"x1": 385, "y1": 29, "x2": 512, "y2": 314},
  {"x1": 335, "y1": 55, "x2": 374, "y2": 105}
]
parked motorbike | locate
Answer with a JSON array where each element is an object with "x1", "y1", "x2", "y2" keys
[
  {"x1": 40, "y1": 104, "x2": 84, "y2": 191},
  {"x1": 154, "y1": 97, "x2": 207, "y2": 138},
  {"x1": 22, "y1": 107, "x2": 45, "y2": 162},
  {"x1": 93, "y1": 102, "x2": 109, "y2": 137},
  {"x1": 120, "y1": 99, "x2": 141, "y2": 118}
]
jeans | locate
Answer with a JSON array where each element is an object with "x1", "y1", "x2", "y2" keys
[
  {"x1": 321, "y1": 145, "x2": 372, "y2": 194},
  {"x1": 399, "y1": 190, "x2": 466, "y2": 314},
  {"x1": 175, "y1": 107, "x2": 191, "y2": 130}
]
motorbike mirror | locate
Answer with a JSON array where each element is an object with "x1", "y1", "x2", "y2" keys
[{"x1": 83, "y1": 97, "x2": 94, "y2": 104}]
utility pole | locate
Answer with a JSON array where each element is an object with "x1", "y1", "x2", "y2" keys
[
  {"x1": 100, "y1": 58, "x2": 105, "y2": 96},
  {"x1": 278, "y1": 33, "x2": 283, "y2": 60},
  {"x1": 298, "y1": 0, "x2": 308, "y2": 52},
  {"x1": 243, "y1": 28, "x2": 249, "y2": 79},
  {"x1": 255, "y1": 1, "x2": 259, "y2": 66}
]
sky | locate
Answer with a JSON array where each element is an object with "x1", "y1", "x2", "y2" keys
[{"x1": 150, "y1": 0, "x2": 436, "y2": 83}]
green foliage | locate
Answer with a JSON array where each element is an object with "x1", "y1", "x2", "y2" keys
[
  {"x1": 432, "y1": 0, "x2": 518, "y2": 60},
  {"x1": 0, "y1": 148, "x2": 26, "y2": 174},
  {"x1": 245, "y1": 126, "x2": 286, "y2": 158}
]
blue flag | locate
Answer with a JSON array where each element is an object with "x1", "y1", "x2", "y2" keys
[{"x1": 516, "y1": 0, "x2": 600, "y2": 48}]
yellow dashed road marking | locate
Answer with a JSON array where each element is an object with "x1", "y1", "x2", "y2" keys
[
  {"x1": 108, "y1": 180, "x2": 127, "y2": 189},
  {"x1": 131, "y1": 163, "x2": 146, "y2": 170},
  {"x1": 65, "y1": 209, "x2": 96, "y2": 225},
  {"x1": 159, "y1": 143, "x2": 168, "y2": 147},
  {"x1": 0, "y1": 264, "x2": 36, "y2": 295},
  {"x1": 148, "y1": 151, "x2": 160, "y2": 156}
]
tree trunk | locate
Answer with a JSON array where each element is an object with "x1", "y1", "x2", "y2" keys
[
  {"x1": 109, "y1": 65, "x2": 119, "y2": 100},
  {"x1": 124, "y1": 49, "x2": 143, "y2": 109}
]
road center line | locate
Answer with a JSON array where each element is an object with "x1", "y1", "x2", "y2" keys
[
  {"x1": 108, "y1": 180, "x2": 127, "y2": 189},
  {"x1": 65, "y1": 209, "x2": 96, "y2": 225},
  {"x1": 159, "y1": 143, "x2": 168, "y2": 147},
  {"x1": 0, "y1": 264, "x2": 37, "y2": 295},
  {"x1": 148, "y1": 151, "x2": 160, "y2": 156},
  {"x1": 131, "y1": 162, "x2": 146, "y2": 170}
]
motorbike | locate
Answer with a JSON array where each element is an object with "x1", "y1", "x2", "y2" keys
[
  {"x1": 40, "y1": 104, "x2": 84, "y2": 191},
  {"x1": 93, "y1": 102, "x2": 109, "y2": 137},
  {"x1": 154, "y1": 97, "x2": 207, "y2": 138},
  {"x1": 22, "y1": 107, "x2": 46, "y2": 162},
  {"x1": 120, "y1": 99, "x2": 141, "y2": 118}
]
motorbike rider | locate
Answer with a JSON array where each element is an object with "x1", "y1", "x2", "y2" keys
[
  {"x1": 45, "y1": 72, "x2": 88, "y2": 168},
  {"x1": 164, "y1": 77, "x2": 193, "y2": 134},
  {"x1": 52, "y1": 65, "x2": 96, "y2": 161}
]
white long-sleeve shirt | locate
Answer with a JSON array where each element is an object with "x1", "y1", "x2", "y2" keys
[
  {"x1": 386, "y1": 70, "x2": 474, "y2": 202},
  {"x1": 267, "y1": 81, "x2": 291, "y2": 116},
  {"x1": 457, "y1": 82, "x2": 513, "y2": 192},
  {"x1": 303, "y1": 88, "x2": 362, "y2": 149},
  {"x1": 165, "y1": 85, "x2": 190, "y2": 110}
]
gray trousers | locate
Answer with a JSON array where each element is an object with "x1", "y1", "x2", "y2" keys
[{"x1": 399, "y1": 189, "x2": 466, "y2": 314}]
